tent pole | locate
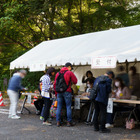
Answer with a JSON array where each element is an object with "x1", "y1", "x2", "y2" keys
[
  {"x1": 125, "y1": 60, "x2": 129, "y2": 73},
  {"x1": 10, "y1": 70, "x2": 12, "y2": 78},
  {"x1": 73, "y1": 66, "x2": 78, "y2": 73},
  {"x1": 133, "y1": 59, "x2": 137, "y2": 66}
]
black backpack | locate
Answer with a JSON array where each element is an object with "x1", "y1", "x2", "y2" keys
[
  {"x1": 89, "y1": 76, "x2": 107, "y2": 101},
  {"x1": 55, "y1": 71, "x2": 70, "y2": 93}
]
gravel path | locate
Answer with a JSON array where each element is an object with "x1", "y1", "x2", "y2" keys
[{"x1": 0, "y1": 99, "x2": 139, "y2": 140}]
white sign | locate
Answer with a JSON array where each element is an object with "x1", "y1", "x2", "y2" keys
[
  {"x1": 27, "y1": 95, "x2": 31, "y2": 104},
  {"x1": 74, "y1": 98, "x2": 80, "y2": 110},
  {"x1": 107, "y1": 99, "x2": 113, "y2": 113},
  {"x1": 29, "y1": 63, "x2": 46, "y2": 72},
  {"x1": 91, "y1": 56, "x2": 117, "y2": 69}
]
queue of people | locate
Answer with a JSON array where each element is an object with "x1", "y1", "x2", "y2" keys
[
  {"x1": 7, "y1": 63, "x2": 140, "y2": 133},
  {"x1": 38, "y1": 62, "x2": 77, "y2": 126}
]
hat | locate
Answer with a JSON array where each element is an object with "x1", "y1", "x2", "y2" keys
[
  {"x1": 19, "y1": 70, "x2": 27, "y2": 74},
  {"x1": 65, "y1": 62, "x2": 73, "y2": 70},
  {"x1": 106, "y1": 71, "x2": 115, "y2": 79}
]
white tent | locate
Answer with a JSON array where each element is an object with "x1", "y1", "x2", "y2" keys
[{"x1": 10, "y1": 25, "x2": 140, "y2": 72}]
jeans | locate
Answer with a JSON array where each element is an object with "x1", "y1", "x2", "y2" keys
[
  {"x1": 56, "y1": 92, "x2": 72, "y2": 122},
  {"x1": 42, "y1": 97, "x2": 52, "y2": 122},
  {"x1": 7, "y1": 90, "x2": 19, "y2": 116},
  {"x1": 106, "y1": 113, "x2": 114, "y2": 124},
  {"x1": 93, "y1": 101, "x2": 107, "y2": 130}
]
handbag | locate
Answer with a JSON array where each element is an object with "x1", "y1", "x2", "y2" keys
[
  {"x1": 50, "y1": 101, "x2": 57, "y2": 118},
  {"x1": 126, "y1": 118, "x2": 135, "y2": 129}
]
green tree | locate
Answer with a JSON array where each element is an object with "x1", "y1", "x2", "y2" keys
[{"x1": 0, "y1": 0, "x2": 139, "y2": 90}]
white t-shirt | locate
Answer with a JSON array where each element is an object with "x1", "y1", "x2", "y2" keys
[{"x1": 116, "y1": 88, "x2": 122, "y2": 97}]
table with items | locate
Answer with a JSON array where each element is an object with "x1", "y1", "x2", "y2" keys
[
  {"x1": 20, "y1": 93, "x2": 90, "y2": 114},
  {"x1": 85, "y1": 97, "x2": 140, "y2": 124},
  {"x1": 109, "y1": 98, "x2": 140, "y2": 125}
]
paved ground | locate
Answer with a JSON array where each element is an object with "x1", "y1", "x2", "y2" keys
[{"x1": 0, "y1": 99, "x2": 140, "y2": 140}]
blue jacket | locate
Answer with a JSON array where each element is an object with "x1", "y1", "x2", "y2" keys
[
  {"x1": 8, "y1": 75, "x2": 24, "y2": 92},
  {"x1": 95, "y1": 75, "x2": 112, "y2": 105}
]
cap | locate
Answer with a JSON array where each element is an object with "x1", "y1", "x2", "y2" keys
[
  {"x1": 19, "y1": 70, "x2": 27, "y2": 74},
  {"x1": 65, "y1": 62, "x2": 73, "y2": 70},
  {"x1": 106, "y1": 71, "x2": 115, "y2": 79}
]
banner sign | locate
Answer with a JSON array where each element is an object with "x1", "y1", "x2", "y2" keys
[
  {"x1": 27, "y1": 95, "x2": 31, "y2": 104},
  {"x1": 107, "y1": 98, "x2": 113, "y2": 113},
  {"x1": 74, "y1": 97, "x2": 80, "y2": 110},
  {"x1": 29, "y1": 63, "x2": 46, "y2": 72},
  {"x1": 91, "y1": 56, "x2": 117, "y2": 69}
]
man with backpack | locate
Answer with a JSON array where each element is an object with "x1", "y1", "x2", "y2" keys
[
  {"x1": 93, "y1": 71, "x2": 114, "y2": 133},
  {"x1": 54, "y1": 62, "x2": 77, "y2": 127}
]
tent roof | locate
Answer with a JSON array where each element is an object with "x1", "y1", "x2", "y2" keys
[{"x1": 10, "y1": 25, "x2": 140, "y2": 71}]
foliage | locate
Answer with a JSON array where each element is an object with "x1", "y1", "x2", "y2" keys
[
  {"x1": 21, "y1": 71, "x2": 44, "y2": 91},
  {"x1": 0, "y1": 0, "x2": 140, "y2": 91}
]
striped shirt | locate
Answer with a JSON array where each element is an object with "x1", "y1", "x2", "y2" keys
[{"x1": 40, "y1": 74, "x2": 51, "y2": 93}]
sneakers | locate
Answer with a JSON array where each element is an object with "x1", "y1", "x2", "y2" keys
[
  {"x1": 67, "y1": 121, "x2": 75, "y2": 127},
  {"x1": 105, "y1": 123, "x2": 114, "y2": 128},
  {"x1": 40, "y1": 116, "x2": 44, "y2": 121},
  {"x1": 57, "y1": 122, "x2": 61, "y2": 127},
  {"x1": 42, "y1": 121, "x2": 52, "y2": 126},
  {"x1": 11, "y1": 115, "x2": 21, "y2": 119}
]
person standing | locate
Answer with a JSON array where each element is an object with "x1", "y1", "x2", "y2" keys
[
  {"x1": 7, "y1": 70, "x2": 27, "y2": 119},
  {"x1": 93, "y1": 71, "x2": 114, "y2": 133},
  {"x1": 54, "y1": 62, "x2": 77, "y2": 127},
  {"x1": 82, "y1": 71, "x2": 95, "y2": 91},
  {"x1": 82, "y1": 70, "x2": 95, "y2": 84},
  {"x1": 129, "y1": 66, "x2": 140, "y2": 98},
  {"x1": 117, "y1": 66, "x2": 129, "y2": 87},
  {"x1": 41, "y1": 67, "x2": 56, "y2": 125}
]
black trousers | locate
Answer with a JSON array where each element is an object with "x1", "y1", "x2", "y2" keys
[
  {"x1": 42, "y1": 97, "x2": 52, "y2": 122},
  {"x1": 34, "y1": 99, "x2": 44, "y2": 112},
  {"x1": 93, "y1": 101, "x2": 107, "y2": 130}
]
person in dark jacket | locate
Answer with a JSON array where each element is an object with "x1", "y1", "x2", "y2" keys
[
  {"x1": 129, "y1": 66, "x2": 140, "y2": 121},
  {"x1": 7, "y1": 70, "x2": 27, "y2": 119},
  {"x1": 82, "y1": 70, "x2": 95, "y2": 83},
  {"x1": 93, "y1": 71, "x2": 114, "y2": 133},
  {"x1": 82, "y1": 70, "x2": 96, "y2": 92},
  {"x1": 117, "y1": 66, "x2": 129, "y2": 87},
  {"x1": 129, "y1": 66, "x2": 140, "y2": 98},
  {"x1": 54, "y1": 62, "x2": 77, "y2": 127}
]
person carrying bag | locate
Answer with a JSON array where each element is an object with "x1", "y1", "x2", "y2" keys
[{"x1": 54, "y1": 62, "x2": 77, "y2": 127}]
